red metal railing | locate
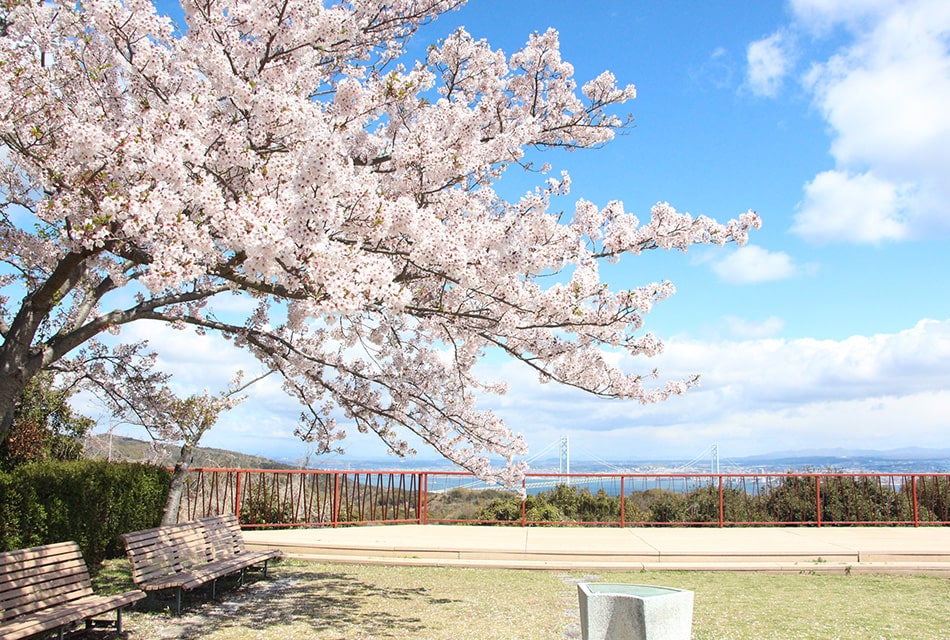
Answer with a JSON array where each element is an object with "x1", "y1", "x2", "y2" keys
[{"x1": 176, "y1": 468, "x2": 950, "y2": 528}]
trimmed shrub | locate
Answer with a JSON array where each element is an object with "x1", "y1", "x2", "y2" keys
[{"x1": 0, "y1": 459, "x2": 170, "y2": 567}]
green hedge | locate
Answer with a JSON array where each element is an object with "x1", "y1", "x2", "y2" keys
[{"x1": 0, "y1": 459, "x2": 171, "y2": 567}]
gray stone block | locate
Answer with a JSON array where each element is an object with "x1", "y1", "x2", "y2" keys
[{"x1": 577, "y1": 583, "x2": 694, "y2": 640}]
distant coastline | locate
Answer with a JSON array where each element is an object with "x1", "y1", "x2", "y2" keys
[
  {"x1": 87, "y1": 435, "x2": 950, "y2": 474},
  {"x1": 303, "y1": 449, "x2": 950, "y2": 475}
]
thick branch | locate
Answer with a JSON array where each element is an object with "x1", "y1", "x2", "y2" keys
[{"x1": 43, "y1": 282, "x2": 234, "y2": 365}]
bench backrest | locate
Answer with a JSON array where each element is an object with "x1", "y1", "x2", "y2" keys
[
  {"x1": 121, "y1": 522, "x2": 213, "y2": 585},
  {"x1": 0, "y1": 542, "x2": 93, "y2": 623},
  {"x1": 198, "y1": 513, "x2": 247, "y2": 559},
  {"x1": 121, "y1": 514, "x2": 252, "y2": 583}
]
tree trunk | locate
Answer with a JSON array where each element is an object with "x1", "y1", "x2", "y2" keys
[
  {"x1": 161, "y1": 441, "x2": 195, "y2": 526},
  {"x1": 0, "y1": 251, "x2": 94, "y2": 441},
  {"x1": 0, "y1": 349, "x2": 43, "y2": 442},
  {"x1": 0, "y1": 380, "x2": 24, "y2": 442}
]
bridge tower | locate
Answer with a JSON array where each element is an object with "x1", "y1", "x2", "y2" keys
[{"x1": 559, "y1": 436, "x2": 570, "y2": 484}]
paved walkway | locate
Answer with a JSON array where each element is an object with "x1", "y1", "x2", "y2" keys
[{"x1": 243, "y1": 524, "x2": 950, "y2": 576}]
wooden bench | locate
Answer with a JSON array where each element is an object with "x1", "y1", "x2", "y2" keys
[
  {"x1": 120, "y1": 513, "x2": 280, "y2": 614},
  {"x1": 0, "y1": 541, "x2": 145, "y2": 640}
]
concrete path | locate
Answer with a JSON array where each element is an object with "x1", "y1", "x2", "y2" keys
[{"x1": 243, "y1": 524, "x2": 950, "y2": 576}]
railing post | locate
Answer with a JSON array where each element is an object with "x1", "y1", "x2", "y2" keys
[
  {"x1": 718, "y1": 475, "x2": 725, "y2": 528},
  {"x1": 912, "y1": 475, "x2": 920, "y2": 527},
  {"x1": 521, "y1": 477, "x2": 527, "y2": 527},
  {"x1": 620, "y1": 476, "x2": 625, "y2": 528},
  {"x1": 421, "y1": 473, "x2": 429, "y2": 525},
  {"x1": 234, "y1": 471, "x2": 243, "y2": 520},
  {"x1": 815, "y1": 475, "x2": 822, "y2": 527},
  {"x1": 333, "y1": 472, "x2": 340, "y2": 528},
  {"x1": 412, "y1": 472, "x2": 420, "y2": 524}
]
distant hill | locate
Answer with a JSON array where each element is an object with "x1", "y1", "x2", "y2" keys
[{"x1": 83, "y1": 434, "x2": 295, "y2": 470}]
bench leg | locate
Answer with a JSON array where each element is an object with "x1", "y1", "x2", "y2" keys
[
  {"x1": 80, "y1": 610, "x2": 126, "y2": 633},
  {"x1": 263, "y1": 559, "x2": 269, "y2": 578},
  {"x1": 176, "y1": 587, "x2": 183, "y2": 616}
]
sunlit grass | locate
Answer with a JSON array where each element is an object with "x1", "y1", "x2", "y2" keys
[{"x1": 94, "y1": 558, "x2": 950, "y2": 640}]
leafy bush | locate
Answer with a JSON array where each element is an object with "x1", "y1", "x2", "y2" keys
[
  {"x1": 912, "y1": 475, "x2": 950, "y2": 523},
  {"x1": 763, "y1": 475, "x2": 819, "y2": 523},
  {"x1": 524, "y1": 496, "x2": 566, "y2": 523},
  {"x1": 0, "y1": 459, "x2": 170, "y2": 566},
  {"x1": 476, "y1": 495, "x2": 524, "y2": 522},
  {"x1": 427, "y1": 488, "x2": 515, "y2": 521},
  {"x1": 649, "y1": 491, "x2": 689, "y2": 523},
  {"x1": 819, "y1": 475, "x2": 914, "y2": 523},
  {"x1": 239, "y1": 484, "x2": 297, "y2": 526},
  {"x1": 684, "y1": 484, "x2": 763, "y2": 524},
  {"x1": 454, "y1": 474, "x2": 940, "y2": 526},
  {"x1": 0, "y1": 371, "x2": 93, "y2": 471},
  {"x1": 575, "y1": 488, "x2": 621, "y2": 522}
]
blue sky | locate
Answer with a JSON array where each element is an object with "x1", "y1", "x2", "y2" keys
[{"x1": 100, "y1": 0, "x2": 950, "y2": 466}]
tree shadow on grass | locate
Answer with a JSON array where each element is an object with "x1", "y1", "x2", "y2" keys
[{"x1": 128, "y1": 564, "x2": 464, "y2": 639}]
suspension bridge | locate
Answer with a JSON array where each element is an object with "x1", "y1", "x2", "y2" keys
[{"x1": 433, "y1": 438, "x2": 741, "y2": 494}]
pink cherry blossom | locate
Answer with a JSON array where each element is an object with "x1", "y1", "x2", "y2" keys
[{"x1": 0, "y1": 0, "x2": 760, "y2": 487}]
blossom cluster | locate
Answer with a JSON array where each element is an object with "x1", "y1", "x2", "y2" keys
[{"x1": 0, "y1": 0, "x2": 759, "y2": 486}]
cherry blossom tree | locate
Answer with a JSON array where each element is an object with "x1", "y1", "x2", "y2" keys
[{"x1": 0, "y1": 0, "x2": 760, "y2": 486}]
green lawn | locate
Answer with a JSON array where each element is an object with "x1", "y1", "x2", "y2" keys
[{"x1": 93, "y1": 559, "x2": 950, "y2": 639}]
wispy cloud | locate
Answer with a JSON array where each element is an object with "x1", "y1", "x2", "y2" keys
[
  {"x1": 710, "y1": 245, "x2": 802, "y2": 283},
  {"x1": 721, "y1": 315, "x2": 785, "y2": 339},
  {"x1": 746, "y1": 32, "x2": 792, "y2": 97},
  {"x1": 694, "y1": 46, "x2": 736, "y2": 90}
]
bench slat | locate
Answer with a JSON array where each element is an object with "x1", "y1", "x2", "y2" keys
[
  {"x1": 0, "y1": 591, "x2": 145, "y2": 640},
  {"x1": 0, "y1": 574, "x2": 92, "y2": 619},
  {"x1": 0, "y1": 545, "x2": 93, "y2": 620},
  {"x1": 200, "y1": 514, "x2": 246, "y2": 557},
  {"x1": 0, "y1": 542, "x2": 79, "y2": 568},
  {"x1": 0, "y1": 541, "x2": 145, "y2": 639},
  {"x1": 0, "y1": 557, "x2": 91, "y2": 595},
  {"x1": 121, "y1": 513, "x2": 280, "y2": 610}
]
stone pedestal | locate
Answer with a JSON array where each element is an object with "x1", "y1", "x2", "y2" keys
[{"x1": 577, "y1": 583, "x2": 694, "y2": 640}]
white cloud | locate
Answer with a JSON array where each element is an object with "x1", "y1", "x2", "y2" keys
[
  {"x1": 792, "y1": 169, "x2": 910, "y2": 243},
  {"x1": 746, "y1": 33, "x2": 792, "y2": 96},
  {"x1": 760, "y1": 0, "x2": 950, "y2": 244},
  {"x1": 83, "y1": 316, "x2": 950, "y2": 464},
  {"x1": 710, "y1": 245, "x2": 800, "y2": 283},
  {"x1": 83, "y1": 323, "x2": 317, "y2": 461},
  {"x1": 652, "y1": 318, "x2": 950, "y2": 406},
  {"x1": 721, "y1": 315, "x2": 785, "y2": 339},
  {"x1": 790, "y1": 0, "x2": 896, "y2": 32},
  {"x1": 478, "y1": 318, "x2": 950, "y2": 460}
]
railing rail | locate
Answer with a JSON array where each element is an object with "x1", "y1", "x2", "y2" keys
[{"x1": 176, "y1": 468, "x2": 950, "y2": 528}]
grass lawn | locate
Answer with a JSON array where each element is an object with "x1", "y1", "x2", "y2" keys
[{"x1": 91, "y1": 559, "x2": 950, "y2": 639}]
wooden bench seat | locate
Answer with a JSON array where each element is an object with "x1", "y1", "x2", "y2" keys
[
  {"x1": 0, "y1": 541, "x2": 145, "y2": 640},
  {"x1": 121, "y1": 513, "x2": 280, "y2": 614}
]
